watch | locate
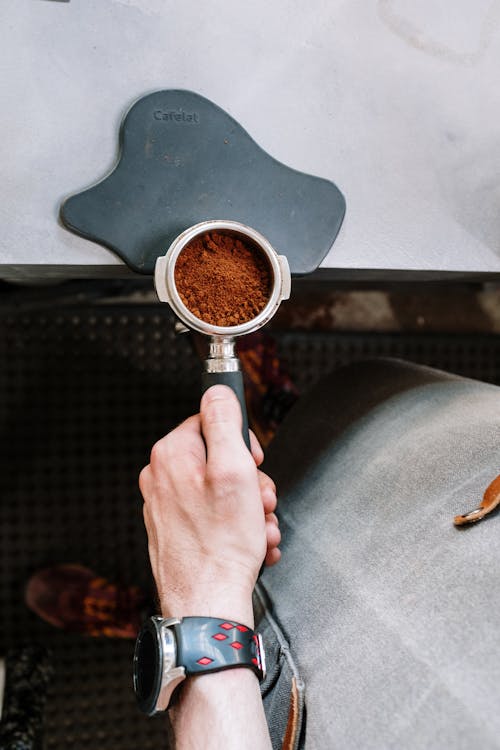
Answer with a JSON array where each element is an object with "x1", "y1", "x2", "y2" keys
[{"x1": 133, "y1": 615, "x2": 266, "y2": 716}]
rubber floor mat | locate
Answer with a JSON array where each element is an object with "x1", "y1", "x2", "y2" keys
[
  {"x1": 1, "y1": 304, "x2": 500, "y2": 748},
  {"x1": 275, "y1": 330, "x2": 500, "y2": 392},
  {"x1": 0, "y1": 307, "x2": 198, "y2": 748}
]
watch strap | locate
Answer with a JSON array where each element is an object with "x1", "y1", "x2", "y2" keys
[{"x1": 174, "y1": 616, "x2": 265, "y2": 680}]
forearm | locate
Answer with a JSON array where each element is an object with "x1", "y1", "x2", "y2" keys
[{"x1": 170, "y1": 668, "x2": 272, "y2": 750}]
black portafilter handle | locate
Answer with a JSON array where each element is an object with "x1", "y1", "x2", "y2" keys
[{"x1": 201, "y1": 369, "x2": 251, "y2": 451}]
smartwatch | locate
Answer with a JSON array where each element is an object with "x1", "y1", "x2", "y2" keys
[{"x1": 133, "y1": 615, "x2": 266, "y2": 715}]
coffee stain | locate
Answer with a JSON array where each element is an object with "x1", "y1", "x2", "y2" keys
[{"x1": 378, "y1": 0, "x2": 500, "y2": 65}]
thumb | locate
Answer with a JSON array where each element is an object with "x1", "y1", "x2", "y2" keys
[{"x1": 200, "y1": 385, "x2": 247, "y2": 469}]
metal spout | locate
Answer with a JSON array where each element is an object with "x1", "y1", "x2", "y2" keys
[{"x1": 204, "y1": 336, "x2": 241, "y2": 373}]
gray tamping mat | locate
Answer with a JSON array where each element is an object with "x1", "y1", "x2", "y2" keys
[
  {"x1": 60, "y1": 90, "x2": 345, "y2": 275},
  {"x1": 1, "y1": 304, "x2": 500, "y2": 748}
]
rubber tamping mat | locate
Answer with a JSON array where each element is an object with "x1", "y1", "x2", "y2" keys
[
  {"x1": 60, "y1": 89, "x2": 345, "y2": 275},
  {"x1": 2, "y1": 304, "x2": 500, "y2": 748}
]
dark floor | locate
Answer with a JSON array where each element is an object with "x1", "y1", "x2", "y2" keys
[{"x1": 2, "y1": 289, "x2": 500, "y2": 747}]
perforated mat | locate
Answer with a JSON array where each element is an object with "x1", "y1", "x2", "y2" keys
[{"x1": 1, "y1": 303, "x2": 500, "y2": 748}]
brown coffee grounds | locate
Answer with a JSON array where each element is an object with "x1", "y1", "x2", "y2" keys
[{"x1": 174, "y1": 231, "x2": 272, "y2": 327}]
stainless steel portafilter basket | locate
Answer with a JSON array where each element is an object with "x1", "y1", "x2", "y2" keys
[{"x1": 154, "y1": 220, "x2": 291, "y2": 449}]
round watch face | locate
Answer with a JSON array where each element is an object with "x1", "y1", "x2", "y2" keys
[
  {"x1": 133, "y1": 617, "x2": 185, "y2": 716},
  {"x1": 134, "y1": 626, "x2": 158, "y2": 706},
  {"x1": 133, "y1": 620, "x2": 161, "y2": 715}
]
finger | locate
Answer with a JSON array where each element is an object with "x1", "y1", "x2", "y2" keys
[
  {"x1": 258, "y1": 470, "x2": 276, "y2": 495},
  {"x1": 258, "y1": 472, "x2": 277, "y2": 514},
  {"x1": 249, "y1": 430, "x2": 264, "y2": 466},
  {"x1": 200, "y1": 385, "x2": 251, "y2": 471},
  {"x1": 262, "y1": 492, "x2": 277, "y2": 515},
  {"x1": 150, "y1": 414, "x2": 205, "y2": 471},
  {"x1": 265, "y1": 517, "x2": 281, "y2": 549},
  {"x1": 265, "y1": 547, "x2": 281, "y2": 567},
  {"x1": 265, "y1": 512, "x2": 279, "y2": 527},
  {"x1": 169, "y1": 414, "x2": 206, "y2": 465}
]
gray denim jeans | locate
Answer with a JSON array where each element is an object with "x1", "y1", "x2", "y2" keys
[{"x1": 257, "y1": 359, "x2": 500, "y2": 749}]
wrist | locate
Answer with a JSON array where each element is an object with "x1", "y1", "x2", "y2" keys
[
  {"x1": 169, "y1": 668, "x2": 272, "y2": 750},
  {"x1": 170, "y1": 666, "x2": 259, "y2": 715},
  {"x1": 160, "y1": 586, "x2": 255, "y2": 629}
]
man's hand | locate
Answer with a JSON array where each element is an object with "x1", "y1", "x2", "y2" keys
[{"x1": 139, "y1": 384, "x2": 280, "y2": 628}]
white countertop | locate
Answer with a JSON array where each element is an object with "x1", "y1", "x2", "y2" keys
[{"x1": 2, "y1": 0, "x2": 500, "y2": 281}]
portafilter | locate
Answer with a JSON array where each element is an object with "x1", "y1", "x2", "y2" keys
[{"x1": 154, "y1": 220, "x2": 291, "y2": 449}]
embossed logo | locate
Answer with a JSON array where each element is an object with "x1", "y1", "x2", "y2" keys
[{"x1": 153, "y1": 109, "x2": 200, "y2": 124}]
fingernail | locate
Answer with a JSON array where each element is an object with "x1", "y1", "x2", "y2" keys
[{"x1": 201, "y1": 384, "x2": 234, "y2": 404}]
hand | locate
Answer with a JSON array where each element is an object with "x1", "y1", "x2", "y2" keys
[{"x1": 139, "y1": 385, "x2": 281, "y2": 627}]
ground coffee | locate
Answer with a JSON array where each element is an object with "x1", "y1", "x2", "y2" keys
[{"x1": 174, "y1": 231, "x2": 272, "y2": 327}]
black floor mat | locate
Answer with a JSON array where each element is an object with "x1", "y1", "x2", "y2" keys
[
  {"x1": 1, "y1": 304, "x2": 500, "y2": 748},
  {"x1": 278, "y1": 330, "x2": 500, "y2": 392},
  {"x1": 0, "y1": 307, "x2": 197, "y2": 748}
]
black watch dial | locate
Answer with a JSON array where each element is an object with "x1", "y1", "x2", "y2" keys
[
  {"x1": 133, "y1": 617, "x2": 184, "y2": 716},
  {"x1": 133, "y1": 619, "x2": 162, "y2": 715}
]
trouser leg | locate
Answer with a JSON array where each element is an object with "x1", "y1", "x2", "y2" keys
[{"x1": 260, "y1": 359, "x2": 500, "y2": 750}]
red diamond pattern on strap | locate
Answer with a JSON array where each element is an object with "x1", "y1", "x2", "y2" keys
[
  {"x1": 220, "y1": 622, "x2": 233, "y2": 630},
  {"x1": 236, "y1": 625, "x2": 248, "y2": 632},
  {"x1": 197, "y1": 657, "x2": 213, "y2": 666},
  {"x1": 212, "y1": 633, "x2": 227, "y2": 641},
  {"x1": 231, "y1": 641, "x2": 243, "y2": 650}
]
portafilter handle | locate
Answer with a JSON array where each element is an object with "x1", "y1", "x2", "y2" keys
[{"x1": 201, "y1": 337, "x2": 250, "y2": 451}]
